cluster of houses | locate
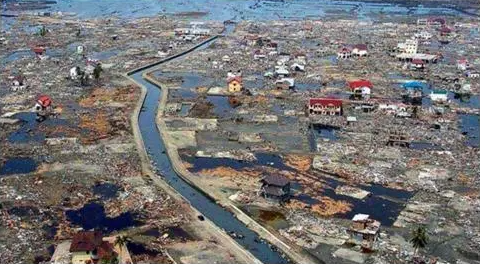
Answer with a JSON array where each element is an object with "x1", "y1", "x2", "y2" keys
[
  {"x1": 337, "y1": 44, "x2": 368, "y2": 59},
  {"x1": 457, "y1": 58, "x2": 479, "y2": 79},
  {"x1": 174, "y1": 22, "x2": 211, "y2": 42}
]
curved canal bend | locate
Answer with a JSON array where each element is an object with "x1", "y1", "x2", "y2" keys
[{"x1": 128, "y1": 35, "x2": 291, "y2": 264}]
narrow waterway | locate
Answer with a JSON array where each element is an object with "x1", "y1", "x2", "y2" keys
[{"x1": 128, "y1": 34, "x2": 292, "y2": 264}]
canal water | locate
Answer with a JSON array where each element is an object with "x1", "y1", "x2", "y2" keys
[{"x1": 129, "y1": 33, "x2": 291, "y2": 263}]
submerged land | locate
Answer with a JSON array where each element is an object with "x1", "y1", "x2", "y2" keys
[{"x1": 0, "y1": 1, "x2": 479, "y2": 264}]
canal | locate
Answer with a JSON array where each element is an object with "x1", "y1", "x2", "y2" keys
[{"x1": 128, "y1": 33, "x2": 292, "y2": 264}]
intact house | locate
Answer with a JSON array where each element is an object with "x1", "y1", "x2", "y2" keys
[
  {"x1": 69, "y1": 231, "x2": 118, "y2": 264},
  {"x1": 348, "y1": 79, "x2": 373, "y2": 100},
  {"x1": 410, "y1": 59, "x2": 425, "y2": 70},
  {"x1": 227, "y1": 76, "x2": 243, "y2": 93},
  {"x1": 253, "y1": 49, "x2": 267, "y2": 60},
  {"x1": 347, "y1": 214, "x2": 381, "y2": 251},
  {"x1": 259, "y1": 175, "x2": 291, "y2": 203},
  {"x1": 337, "y1": 47, "x2": 352, "y2": 59},
  {"x1": 457, "y1": 59, "x2": 470, "y2": 71},
  {"x1": 275, "y1": 78, "x2": 295, "y2": 90},
  {"x1": 275, "y1": 65, "x2": 290, "y2": 77},
  {"x1": 11, "y1": 74, "x2": 27, "y2": 91},
  {"x1": 352, "y1": 44, "x2": 368, "y2": 57},
  {"x1": 429, "y1": 90, "x2": 448, "y2": 103},
  {"x1": 308, "y1": 98, "x2": 343, "y2": 116},
  {"x1": 32, "y1": 46, "x2": 46, "y2": 59},
  {"x1": 466, "y1": 71, "x2": 479, "y2": 79}
]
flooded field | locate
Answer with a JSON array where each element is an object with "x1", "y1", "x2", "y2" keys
[
  {"x1": 0, "y1": 157, "x2": 37, "y2": 176},
  {"x1": 65, "y1": 202, "x2": 140, "y2": 233}
]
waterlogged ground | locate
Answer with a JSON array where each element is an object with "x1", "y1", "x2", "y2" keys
[{"x1": 1, "y1": 0, "x2": 471, "y2": 21}]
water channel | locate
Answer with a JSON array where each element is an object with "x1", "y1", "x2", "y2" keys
[{"x1": 128, "y1": 30, "x2": 292, "y2": 264}]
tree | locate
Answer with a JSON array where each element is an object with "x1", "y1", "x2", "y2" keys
[
  {"x1": 410, "y1": 225, "x2": 428, "y2": 256},
  {"x1": 100, "y1": 256, "x2": 119, "y2": 264},
  {"x1": 93, "y1": 63, "x2": 103, "y2": 82},
  {"x1": 114, "y1": 235, "x2": 129, "y2": 252},
  {"x1": 38, "y1": 26, "x2": 47, "y2": 37}
]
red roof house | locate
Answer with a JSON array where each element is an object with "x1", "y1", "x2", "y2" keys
[
  {"x1": 37, "y1": 95, "x2": 52, "y2": 108},
  {"x1": 309, "y1": 98, "x2": 343, "y2": 115},
  {"x1": 348, "y1": 79, "x2": 373, "y2": 91},
  {"x1": 70, "y1": 231, "x2": 103, "y2": 253},
  {"x1": 32, "y1": 46, "x2": 46, "y2": 55}
]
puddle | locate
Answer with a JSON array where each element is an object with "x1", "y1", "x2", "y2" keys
[
  {"x1": 295, "y1": 82, "x2": 320, "y2": 92},
  {"x1": 295, "y1": 175, "x2": 413, "y2": 226},
  {"x1": 179, "y1": 103, "x2": 192, "y2": 116},
  {"x1": 409, "y1": 141, "x2": 443, "y2": 150},
  {"x1": 65, "y1": 202, "x2": 140, "y2": 233},
  {"x1": 459, "y1": 114, "x2": 479, "y2": 148},
  {"x1": 126, "y1": 242, "x2": 159, "y2": 256},
  {"x1": 91, "y1": 49, "x2": 119, "y2": 60},
  {"x1": 451, "y1": 94, "x2": 480, "y2": 109},
  {"x1": 43, "y1": 224, "x2": 58, "y2": 240},
  {"x1": 92, "y1": 182, "x2": 120, "y2": 200},
  {"x1": 164, "y1": 226, "x2": 194, "y2": 240},
  {"x1": 0, "y1": 158, "x2": 37, "y2": 176},
  {"x1": 206, "y1": 96, "x2": 233, "y2": 118},
  {"x1": 7, "y1": 112, "x2": 72, "y2": 144},
  {"x1": 141, "y1": 227, "x2": 161, "y2": 237},
  {"x1": 295, "y1": 193, "x2": 319, "y2": 205},
  {"x1": 8, "y1": 205, "x2": 40, "y2": 217},
  {"x1": 184, "y1": 152, "x2": 294, "y2": 172},
  {"x1": 311, "y1": 124, "x2": 339, "y2": 141},
  {"x1": 243, "y1": 206, "x2": 289, "y2": 230},
  {"x1": 322, "y1": 179, "x2": 413, "y2": 226},
  {"x1": 1, "y1": 49, "x2": 32, "y2": 65}
]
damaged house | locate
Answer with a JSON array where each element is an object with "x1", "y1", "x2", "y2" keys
[
  {"x1": 259, "y1": 175, "x2": 291, "y2": 202},
  {"x1": 347, "y1": 214, "x2": 380, "y2": 251}
]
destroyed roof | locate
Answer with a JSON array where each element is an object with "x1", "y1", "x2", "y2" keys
[
  {"x1": 70, "y1": 231, "x2": 103, "y2": 252},
  {"x1": 263, "y1": 185, "x2": 287, "y2": 196},
  {"x1": 261, "y1": 175, "x2": 290, "y2": 187},
  {"x1": 352, "y1": 213, "x2": 370, "y2": 222},
  {"x1": 309, "y1": 98, "x2": 343, "y2": 107}
]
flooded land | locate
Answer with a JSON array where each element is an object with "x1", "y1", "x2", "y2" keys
[{"x1": 1, "y1": 1, "x2": 479, "y2": 264}]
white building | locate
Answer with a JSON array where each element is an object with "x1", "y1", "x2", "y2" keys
[
  {"x1": 397, "y1": 39, "x2": 418, "y2": 54},
  {"x1": 414, "y1": 31, "x2": 432, "y2": 40},
  {"x1": 430, "y1": 90, "x2": 448, "y2": 103},
  {"x1": 275, "y1": 65, "x2": 290, "y2": 77}
]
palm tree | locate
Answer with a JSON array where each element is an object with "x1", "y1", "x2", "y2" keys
[
  {"x1": 39, "y1": 26, "x2": 47, "y2": 37},
  {"x1": 93, "y1": 63, "x2": 103, "y2": 82},
  {"x1": 100, "y1": 255, "x2": 118, "y2": 264},
  {"x1": 114, "y1": 235, "x2": 129, "y2": 252},
  {"x1": 410, "y1": 225, "x2": 428, "y2": 256}
]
